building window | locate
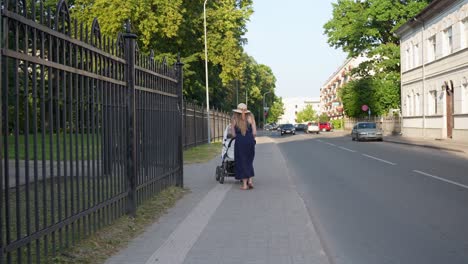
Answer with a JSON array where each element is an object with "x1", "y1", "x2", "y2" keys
[
  {"x1": 444, "y1": 27, "x2": 453, "y2": 55},
  {"x1": 405, "y1": 46, "x2": 411, "y2": 70},
  {"x1": 429, "y1": 90, "x2": 437, "y2": 115},
  {"x1": 407, "y1": 95, "x2": 412, "y2": 116},
  {"x1": 463, "y1": 77, "x2": 468, "y2": 113},
  {"x1": 428, "y1": 36, "x2": 436, "y2": 61},
  {"x1": 462, "y1": 19, "x2": 468, "y2": 49},
  {"x1": 414, "y1": 44, "x2": 419, "y2": 66},
  {"x1": 415, "y1": 93, "x2": 420, "y2": 116}
]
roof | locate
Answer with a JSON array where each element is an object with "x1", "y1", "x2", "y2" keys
[{"x1": 395, "y1": 0, "x2": 459, "y2": 36}]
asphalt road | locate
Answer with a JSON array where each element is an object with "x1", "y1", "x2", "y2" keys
[{"x1": 270, "y1": 131, "x2": 468, "y2": 264}]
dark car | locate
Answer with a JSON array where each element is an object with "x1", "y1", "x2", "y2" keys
[
  {"x1": 280, "y1": 124, "x2": 295, "y2": 136},
  {"x1": 295, "y1": 124, "x2": 307, "y2": 131},
  {"x1": 351, "y1": 122, "x2": 383, "y2": 141}
]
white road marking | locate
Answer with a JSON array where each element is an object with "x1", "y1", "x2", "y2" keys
[
  {"x1": 362, "y1": 154, "x2": 396, "y2": 165},
  {"x1": 317, "y1": 139, "x2": 324, "y2": 143},
  {"x1": 339, "y1": 146, "x2": 356, "y2": 153},
  {"x1": 413, "y1": 170, "x2": 468, "y2": 190},
  {"x1": 324, "y1": 142, "x2": 336, "y2": 147},
  {"x1": 145, "y1": 184, "x2": 232, "y2": 264}
]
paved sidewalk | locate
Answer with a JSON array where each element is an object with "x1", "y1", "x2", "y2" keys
[
  {"x1": 333, "y1": 130, "x2": 468, "y2": 155},
  {"x1": 106, "y1": 137, "x2": 329, "y2": 264}
]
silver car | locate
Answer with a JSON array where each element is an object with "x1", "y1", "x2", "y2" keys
[{"x1": 351, "y1": 122, "x2": 383, "y2": 141}]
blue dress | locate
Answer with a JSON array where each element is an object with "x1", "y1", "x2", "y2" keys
[{"x1": 234, "y1": 122, "x2": 255, "y2": 180}]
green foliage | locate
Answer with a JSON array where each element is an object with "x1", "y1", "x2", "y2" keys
[
  {"x1": 323, "y1": 0, "x2": 429, "y2": 57},
  {"x1": 70, "y1": 0, "x2": 276, "y2": 113},
  {"x1": 318, "y1": 113, "x2": 330, "y2": 123},
  {"x1": 295, "y1": 105, "x2": 317, "y2": 123},
  {"x1": 266, "y1": 98, "x2": 285, "y2": 123},
  {"x1": 72, "y1": 0, "x2": 185, "y2": 49},
  {"x1": 331, "y1": 119, "x2": 343, "y2": 130},
  {"x1": 323, "y1": 0, "x2": 429, "y2": 116},
  {"x1": 339, "y1": 77, "x2": 400, "y2": 118}
]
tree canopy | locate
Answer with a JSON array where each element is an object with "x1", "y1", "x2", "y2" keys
[
  {"x1": 323, "y1": 0, "x2": 429, "y2": 117},
  {"x1": 295, "y1": 105, "x2": 317, "y2": 123},
  {"x1": 266, "y1": 98, "x2": 285, "y2": 124},
  {"x1": 71, "y1": 0, "x2": 280, "y2": 112}
]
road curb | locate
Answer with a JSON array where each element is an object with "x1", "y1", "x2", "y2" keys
[
  {"x1": 336, "y1": 130, "x2": 466, "y2": 154},
  {"x1": 383, "y1": 139, "x2": 466, "y2": 153}
]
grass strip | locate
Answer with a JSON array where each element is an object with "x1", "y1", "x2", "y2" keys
[
  {"x1": 48, "y1": 187, "x2": 186, "y2": 264},
  {"x1": 3, "y1": 139, "x2": 220, "y2": 263},
  {"x1": 6, "y1": 134, "x2": 100, "y2": 160},
  {"x1": 183, "y1": 142, "x2": 222, "y2": 164}
]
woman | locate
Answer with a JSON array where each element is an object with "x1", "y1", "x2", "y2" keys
[{"x1": 231, "y1": 103, "x2": 257, "y2": 190}]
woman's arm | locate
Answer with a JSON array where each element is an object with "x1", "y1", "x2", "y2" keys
[
  {"x1": 250, "y1": 115, "x2": 257, "y2": 138},
  {"x1": 230, "y1": 117, "x2": 236, "y2": 138}
]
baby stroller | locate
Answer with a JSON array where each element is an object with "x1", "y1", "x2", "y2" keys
[{"x1": 215, "y1": 124, "x2": 236, "y2": 184}]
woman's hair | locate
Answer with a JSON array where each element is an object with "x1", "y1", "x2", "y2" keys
[{"x1": 233, "y1": 112, "x2": 255, "y2": 136}]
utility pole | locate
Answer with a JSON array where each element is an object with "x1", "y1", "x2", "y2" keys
[
  {"x1": 263, "y1": 91, "x2": 271, "y2": 129},
  {"x1": 203, "y1": 0, "x2": 211, "y2": 143}
]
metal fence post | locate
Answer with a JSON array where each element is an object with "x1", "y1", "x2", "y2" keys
[
  {"x1": 0, "y1": 6, "x2": 4, "y2": 263},
  {"x1": 176, "y1": 58, "x2": 184, "y2": 188},
  {"x1": 123, "y1": 27, "x2": 137, "y2": 218},
  {"x1": 193, "y1": 104, "x2": 197, "y2": 146},
  {"x1": 183, "y1": 100, "x2": 187, "y2": 148}
]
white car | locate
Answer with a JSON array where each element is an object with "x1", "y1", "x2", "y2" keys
[{"x1": 306, "y1": 122, "x2": 320, "y2": 134}]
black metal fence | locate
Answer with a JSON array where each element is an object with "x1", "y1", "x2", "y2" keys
[
  {"x1": 0, "y1": 0, "x2": 183, "y2": 263},
  {"x1": 183, "y1": 103, "x2": 231, "y2": 148}
]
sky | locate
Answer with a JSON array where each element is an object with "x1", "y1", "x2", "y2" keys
[{"x1": 243, "y1": 0, "x2": 348, "y2": 99}]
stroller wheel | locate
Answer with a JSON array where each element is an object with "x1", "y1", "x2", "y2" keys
[
  {"x1": 215, "y1": 166, "x2": 221, "y2": 181},
  {"x1": 219, "y1": 175, "x2": 225, "y2": 184}
]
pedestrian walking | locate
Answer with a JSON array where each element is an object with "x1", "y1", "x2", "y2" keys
[{"x1": 231, "y1": 103, "x2": 257, "y2": 190}]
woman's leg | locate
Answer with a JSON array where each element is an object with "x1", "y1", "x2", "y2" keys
[
  {"x1": 241, "y1": 179, "x2": 248, "y2": 190},
  {"x1": 248, "y1": 177, "x2": 254, "y2": 189}
]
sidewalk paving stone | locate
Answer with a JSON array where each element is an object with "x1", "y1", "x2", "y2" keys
[
  {"x1": 333, "y1": 130, "x2": 468, "y2": 155},
  {"x1": 106, "y1": 138, "x2": 329, "y2": 264}
]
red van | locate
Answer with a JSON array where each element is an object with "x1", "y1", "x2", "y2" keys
[{"x1": 319, "y1": 122, "x2": 332, "y2": 132}]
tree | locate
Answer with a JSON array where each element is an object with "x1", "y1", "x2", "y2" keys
[
  {"x1": 338, "y1": 76, "x2": 400, "y2": 118},
  {"x1": 318, "y1": 113, "x2": 329, "y2": 123},
  {"x1": 323, "y1": 0, "x2": 429, "y2": 116},
  {"x1": 71, "y1": 0, "x2": 259, "y2": 112},
  {"x1": 295, "y1": 105, "x2": 317, "y2": 123},
  {"x1": 266, "y1": 98, "x2": 284, "y2": 123},
  {"x1": 324, "y1": 0, "x2": 429, "y2": 58}
]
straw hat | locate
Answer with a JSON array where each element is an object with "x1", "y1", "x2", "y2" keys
[{"x1": 233, "y1": 103, "x2": 250, "y2": 113}]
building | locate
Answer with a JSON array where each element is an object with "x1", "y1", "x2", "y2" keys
[
  {"x1": 320, "y1": 56, "x2": 368, "y2": 119},
  {"x1": 396, "y1": 0, "x2": 468, "y2": 141},
  {"x1": 278, "y1": 97, "x2": 320, "y2": 124}
]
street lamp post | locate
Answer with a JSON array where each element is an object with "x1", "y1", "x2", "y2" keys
[
  {"x1": 263, "y1": 91, "x2": 271, "y2": 129},
  {"x1": 203, "y1": 0, "x2": 211, "y2": 143}
]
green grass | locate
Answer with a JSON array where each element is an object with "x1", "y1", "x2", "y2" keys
[
  {"x1": 3, "y1": 176, "x2": 185, "y2": 264},
  {"x1": 183, "y1": 142, "x2": 222, "y2": 164},
  {"x1": 2, "y1": 139, "x2": 219, "y2": 263},
  {"x1": 48, "y1": 187, "x2": 186, "y2": 264},
  {"x1": 6, "y1": 134, "x2": 101, "y2": 160},
  {"x1": 3, "y1": 176, "x2": 121, "y2": 263}
]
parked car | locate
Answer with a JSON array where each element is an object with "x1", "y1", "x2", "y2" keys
[
  {"x1": 319, "y1": 122, "x2": 332, "y2": 132},
  {"x1": 295, "y1": 123, "x2": 307, "y2": 131},
  {"x1": 306, "y1": 122, "x2": 319, "y2": 134},
  {"x1": 351, "y1": 122, "x2": 383, "y2": 141},
  {"x1": 280, "y1": 124, "x2": 296, "y2": 136},
  {"x1": 264, "y1": 124, "x2": 273, "y2": 131}
]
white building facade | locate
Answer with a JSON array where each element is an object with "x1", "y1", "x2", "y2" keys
[
  {"x1": 278, "y1": 97, "x2": 320, "y2": 124},
  {"x1": 396, "y1": 0, "x2": 468, "y2": 141},
  {"x1": 320, "y1": 56, "x2": 368, "y2": 119}
]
